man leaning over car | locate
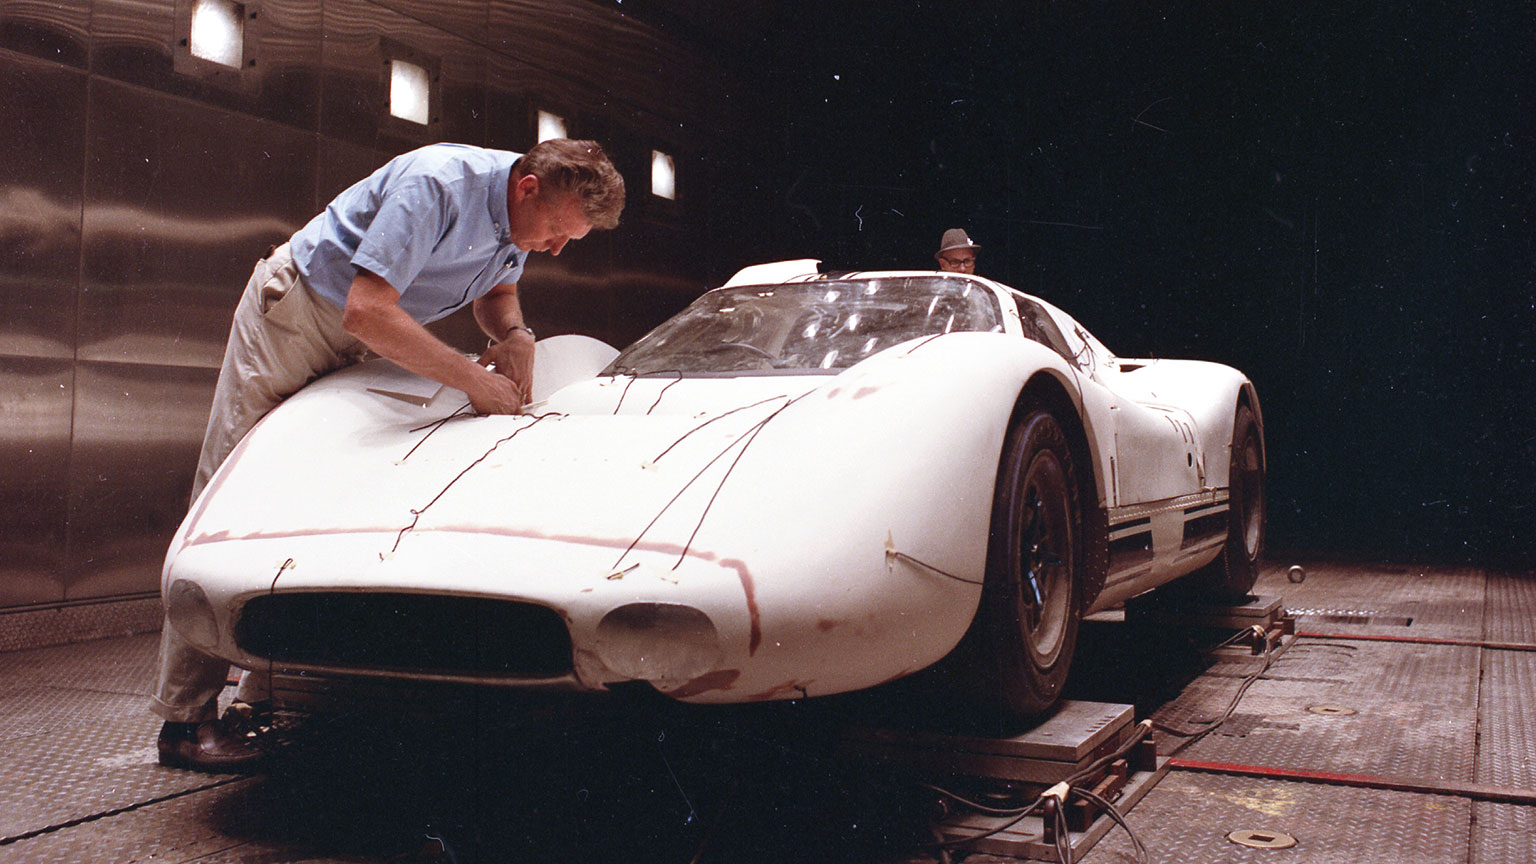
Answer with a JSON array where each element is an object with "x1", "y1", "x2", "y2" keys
[{"x1": 151, "y1": 139, "x2": 625, "y2": 772}]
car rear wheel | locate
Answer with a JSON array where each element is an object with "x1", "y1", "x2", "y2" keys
[
  {"x1": 1185, "y1": 404, "x2": 1265, "y2": 599},
  {"x1": 969, "y1": 407, "x2": 1085, "y2": 723}
]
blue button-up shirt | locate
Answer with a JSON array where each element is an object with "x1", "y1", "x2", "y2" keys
[{"x1": 290, "y1": 144, "x2": 528, "y2": 324}]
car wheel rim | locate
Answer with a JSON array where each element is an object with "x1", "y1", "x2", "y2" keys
[
  {"x1": 1238, "y1": 435, "x2": 1263, "y2": 557},
  {"x1": 1019, "y1": 450, "x2": 1072, "y2": 664}
]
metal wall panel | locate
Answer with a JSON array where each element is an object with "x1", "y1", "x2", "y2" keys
[
  {"x1": 316, "y1": 136, "x2": 393, "y2": 204},
  {"x1": 89, "y1": 0, "x2": 323, "y2": 130},
  {"x1": 367, "y1": 0, "x2": 484, "y2": 49},
  {"x1": 320, "y1": 0, "x2": 486, "y2": 151},
  {"x1": 0, "y1": 357, "x2": 73, "y2": 606},
  {"x1": 0, "y1": 0, "x2": 760, "y2": 611},
  {"x1": 600, "y1": 102, "x2": 710, "y2": 345},
  {"x1": 78, "y1": 77, "x2": 318, "y2": 369},
  {"x1": 597, "y1": 243, "x2": 706, "y2": 348},
  {"x1": 65, "y1": 361, "x2": 214, "y2": 599},
  {"x1": 0, "y1": 52, "x2": 84, "y2": 607},
  {"x1": 0, "y1": 0, "x2": 90, "y2": 67},
  {"x1": 513, "y1": 261, "x2": 701, "y2": 351},
  {"x1": 487, "y1": 0, "x2": 712, "y2": 128},
  {"x1": 0, "y1": 55, "x2": 85, "y2": 361},
  {"x1": 483, "y1": 16, "x2": 612, "y2": 137}
]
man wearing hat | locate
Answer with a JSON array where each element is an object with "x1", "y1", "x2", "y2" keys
[{"x1": 935, "y1": 228, "x2": 980, "y2": 273}]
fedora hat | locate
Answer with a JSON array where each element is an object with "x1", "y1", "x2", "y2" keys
[{"x1": 936, "y1": 228, "x2": 980, "y2": 258}]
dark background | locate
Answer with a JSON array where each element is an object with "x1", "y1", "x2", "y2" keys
[{"x1": 659, "y1": 0, "x2": 1535, "y2": 565}]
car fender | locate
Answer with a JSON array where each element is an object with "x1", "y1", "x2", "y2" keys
[
  {"x1": 617, "y1": 331, "x2": 1091, "y2": 701},
  {"x1": 1108, "y1": 359, "x2": 1258, "y2": 489}
]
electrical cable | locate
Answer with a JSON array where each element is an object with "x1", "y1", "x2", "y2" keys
[
  {"x1": 610, "y1": 367, "x2": 684, "y2": 415},
  {"x1": 407, "y1": 403, "x2": 476, "y2": 435},
  {"x1": 647, "y1": 370, "x2": 686, "y2": 414},
  {"x1": 390, "y1": 412, "x2": 563, "y2": 553},
  {"x1": 611, "y1": 413, "x2": 774, "y2": 569},
  {"x1": 652, "y1": 396, "x2": 790, "y2": 463},
  {"x1": 904, "y1": 333, "x2": 947, "y2": 355},
  {"x1": 259, "y1": 557, "x2": 292, "y2": 735},
  {"x1": 611, "y1": 369, "x2": 640, "y2": 413},
  {"x1": 685, "y1": 773, "x2": 741, "y2": 864},
  {"x1": 1053, "y1": 795, "x2": 1071, "y2": 864},
  {"x1": 399, "y1": 403, "x2": 479, "y2": 463},
  {"x1": 922, "y1": 794, "x2": 1052, "y2": 851},
  {"x1": 920, "y1": 713, "x2": 1156, "y2": 859},
  {"x1": 654, "y1": 726, "x2": 698, "y2": 826},
  {"x1": 0, "y1": 776, "x2": 245, "y2": 846},
  {"x1": 668, "y1": 391, "x2": 815, "y2": 568},
  {"x1": 1070, "y1": 787, "x2": 1149, "y2": 864},
  {"x1": 889, "y1": 606, "x2": 1275, "y2": 860},
  {"x1": 1299, "y1": 630, "x2": 1536, "y2": 653},
  {"x1": 1152, "y1": 642, "x2": 1275, "y2": 754},
  {"x1": 1066, "y1": 718, "x2": 1153, "y2": 787},
  {"x1": 669, "y1": 416, "x2": 775, "y2": 569},
  {"x1": 1210, "y1": 626, "x2": 1258, "y2": 651},
  {"x1": 612, "y1": 391, "x2": 813, "y2": 571},
  {"x1": 927, "y1": 825, "x2": 955, "y2": 864},
  {"x1": 924, "y1": 766, "x2": 1153, "y2": 863},
  {"x1": 920, "y1": 782, "x2": 1039, "y2": 817},
  {"x1": 887, "y1": 551, "x2": 985, "y2": 586}
]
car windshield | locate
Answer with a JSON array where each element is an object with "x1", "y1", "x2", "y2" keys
[{"x1": 605, "y1": 276, "x2": 1005, "y2": 376}]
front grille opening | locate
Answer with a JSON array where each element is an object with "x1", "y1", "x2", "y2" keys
[{"x1": 235, "y1": 593, "x2": 572, "y2": 678}]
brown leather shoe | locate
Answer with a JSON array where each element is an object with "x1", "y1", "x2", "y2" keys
[{"x1": 156, "y1": 711, "x2": 267, "y2": 773}]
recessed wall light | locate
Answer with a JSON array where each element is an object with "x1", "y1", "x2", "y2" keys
[
  {"x1": 651, "y1": 150, "x2": 676, "y2": 200},
  {"x1": 537, "y1": 110, "x2": 567, "y2": 142},
  {"x1": 389, "y1": 60, "x2": 431, "y2": 126},
  {"x1": 189, "y1": 0, "x2": 244, "y2": 68}
]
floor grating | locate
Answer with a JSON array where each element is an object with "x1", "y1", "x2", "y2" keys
[{"x1": 0, "y1": 562, "x2": 1532, "y2": 863}]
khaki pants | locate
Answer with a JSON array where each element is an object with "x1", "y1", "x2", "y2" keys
[{"x1": 150, "y1": 243, "x2": 364, "y2": 722}]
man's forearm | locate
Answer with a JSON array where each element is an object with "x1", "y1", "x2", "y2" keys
[
  {"x1": 342, "y1": 271, "x2": 489, "y2": 392},
  {"x1": 471, "y1": 282, "x2": 535, "y2": 406},
  {"x1": 473, "y1": 283, "x2": 526, "y2": 342}
]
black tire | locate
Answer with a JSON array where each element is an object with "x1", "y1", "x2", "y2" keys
[
  {"x1": 968, "y1": 407, "x2": 1085, "y2": 723},
  {"x1": 1186, "y1": 404, "x2": 1265, "y2": 598}
]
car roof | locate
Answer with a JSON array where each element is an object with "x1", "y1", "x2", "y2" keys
[
  {"x1": 716, "y1": 261, "x2": 1113, "y2": 361},
  {"x1": 719, "y1": 260, "x2": 1024, "y2": 303}
]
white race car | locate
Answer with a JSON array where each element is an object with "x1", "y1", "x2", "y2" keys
[{"x1": 163, "y1": 260, "x2": 1264, "y2": 724}]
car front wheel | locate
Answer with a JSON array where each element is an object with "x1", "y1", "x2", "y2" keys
[{"x1": 971, "y1": 407, "x2": 1084, "y2": 724}]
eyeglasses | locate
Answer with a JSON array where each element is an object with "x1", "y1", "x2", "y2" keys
[{"x1": 939, "y1": 255, "x2": 976, "y2": 268}]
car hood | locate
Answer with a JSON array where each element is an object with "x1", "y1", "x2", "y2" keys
[
  {"x1": 171, "y1": 333, "x2": 1020, "y2": 574},
  {"x1": 180, "y1": 375, "x2": 809, "y2": 553}
]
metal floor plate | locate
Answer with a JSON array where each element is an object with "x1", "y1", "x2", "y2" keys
[
  {"x1": 0, "y1": 562, "x2": 1532, "y2": 864},
  {"x1": 1080, "y1": 770, "x2": 1474, "y2": 864},
  {"x1": 1152, "y1": 639, "x2": 1481, "y2": 779}
]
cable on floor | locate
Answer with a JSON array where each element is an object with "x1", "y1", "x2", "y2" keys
[
  {"x1": 920, "y1": 734, "x2": 1155, "y2": 864},
  {"x1": 1151, "y1": 640, "x2": 1276, "y2": 755}
]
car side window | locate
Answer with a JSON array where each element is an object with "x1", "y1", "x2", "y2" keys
[{"x1": 1014, "y1": 297, "x2": 1077, "y2": 365}]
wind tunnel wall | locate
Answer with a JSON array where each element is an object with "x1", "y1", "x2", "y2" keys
[{"x1": 0, "y1": 0, "x2": 777, "y2": 614}]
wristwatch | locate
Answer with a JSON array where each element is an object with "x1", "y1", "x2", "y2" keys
[{"x1": 506, "y1": 325, "x2": 536, "y2": 340}]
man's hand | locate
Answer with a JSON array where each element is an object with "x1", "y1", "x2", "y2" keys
[
  {"x1": 342, "y1": 271, "x2": 526, "y2": 414},
  {"x1": 479, "y1": 328, "x2": 535, "y2": 409},
  {"x1": 463, "y1": 365, "x2": 524, "y2": 415}
]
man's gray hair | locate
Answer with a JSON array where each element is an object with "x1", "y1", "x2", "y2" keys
[{"x1": 519, "y1": 138, "x2": 626, "y2": 230}]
